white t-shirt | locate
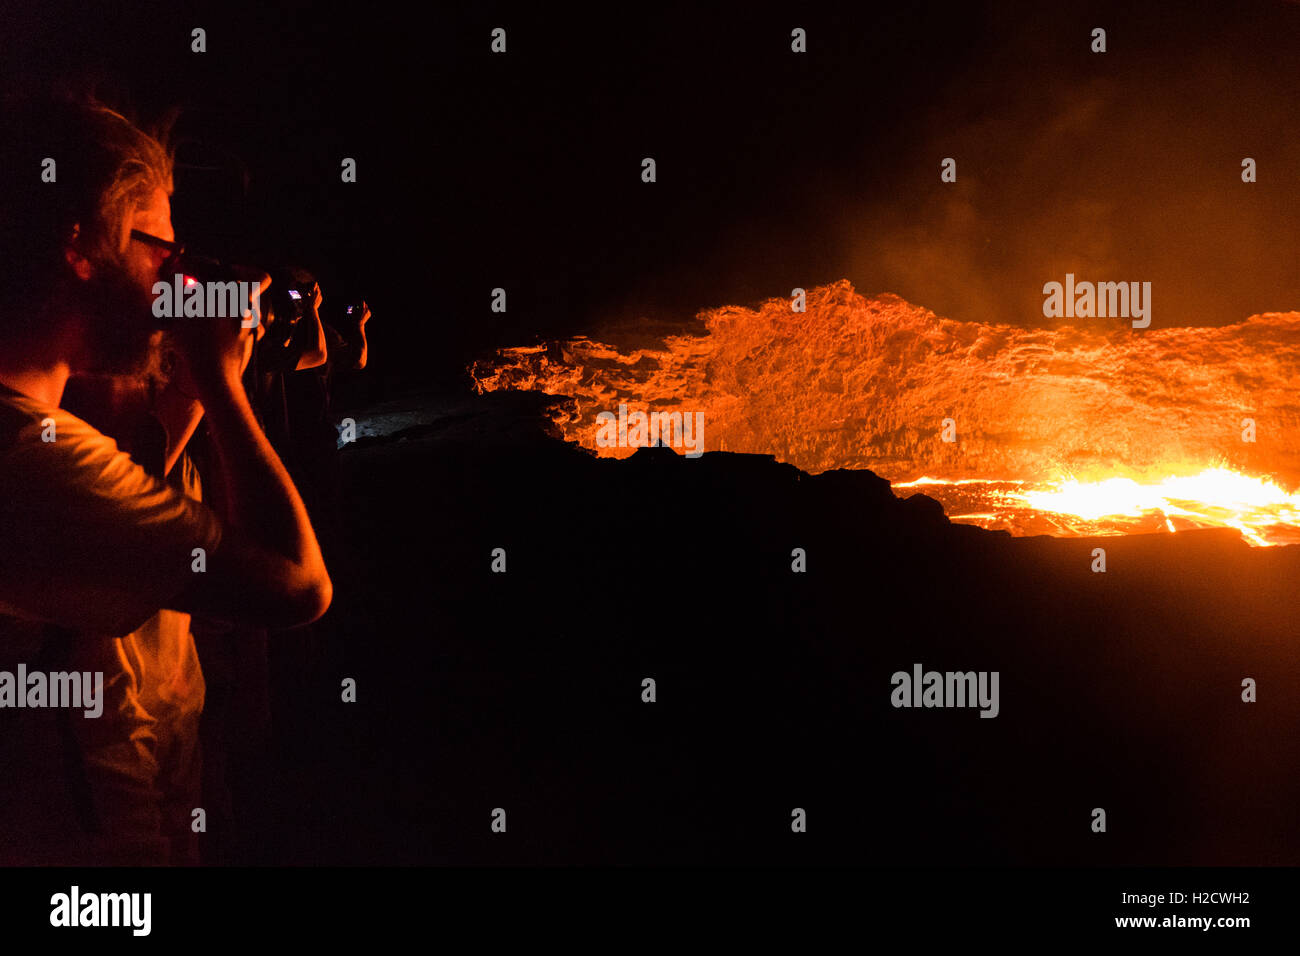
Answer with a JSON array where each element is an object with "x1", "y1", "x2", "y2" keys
[{"x1": 0, "y1": 382, "x2": 221, "y2": 864}]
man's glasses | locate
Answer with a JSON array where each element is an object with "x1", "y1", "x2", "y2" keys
[
  {"x1": 130, "y1": 229, "x2": 187, "y2": 277},
  {"x1": 130, "y1": 228, "x2": 186, "y2": 265},
  {"x1": 129, "y1": 229, "x2": 184, "y2": 256}
]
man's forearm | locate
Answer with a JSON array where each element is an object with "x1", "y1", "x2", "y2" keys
[
  {"x1": 195, "y1": 372, "x2": 326, "y2": 575},
  {"x1": 291, "y1": 308, "x2": 329, "y2": 371}
]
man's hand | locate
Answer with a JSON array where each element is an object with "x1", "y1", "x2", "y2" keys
[
  {"x1": 293, "y1": 280, "x2": 329, "y2": 371},
  {"x1": 352, "y1": 301, "x2": 371, "y2": 370},
  {"x1": 171, "y1": 270, "x2": 271, "y2": 393}
]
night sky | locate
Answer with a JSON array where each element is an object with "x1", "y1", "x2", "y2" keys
[{"x1": 3, "y1": 0, "x2": 1297, "y2": 395}]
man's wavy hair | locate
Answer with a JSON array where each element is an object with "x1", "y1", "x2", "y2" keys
[{"x1": 0, "y1": 95, "x2": 174, "y2": 337}]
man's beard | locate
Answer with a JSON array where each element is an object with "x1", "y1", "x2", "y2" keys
[{"x1": 72, "y1": 266, "x2": 162, "y2": 377}]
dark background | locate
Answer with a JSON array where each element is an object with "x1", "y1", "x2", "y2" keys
[
  {"x1": 3, "y1": 0, "x2": 1297, "y2": 398},
  {"x1": 2, "y1": 0, "x2": 1299, "y2": 866}
]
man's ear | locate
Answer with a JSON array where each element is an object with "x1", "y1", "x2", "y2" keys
[{"x1": 63, "y1": 224, "x2": 93, "y2": 280}]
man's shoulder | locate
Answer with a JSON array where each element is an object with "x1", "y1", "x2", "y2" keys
[
  {"x1": 0, "y1": 387, "x2": 41, "y2": 448},
  {"x1": 0, "y1": 387, "x2": 154, "y2": 530},
  {"x1": 0, "y1": 386, "x2": 121, "y2": 461}
]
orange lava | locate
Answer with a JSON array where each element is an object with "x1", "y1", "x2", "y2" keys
[{"x1": 471, "y1": 280, "x2": 1300, "y2": 545}]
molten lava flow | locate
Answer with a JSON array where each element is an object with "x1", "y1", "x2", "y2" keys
[
  {"x1": 895, "y1": 469, "x2": 1300, "y2": 546},
  {"x1": 470, "y1": 280, "x2": 1300, "y2": 545}
]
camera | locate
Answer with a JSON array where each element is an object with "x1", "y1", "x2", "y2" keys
[{"x1": 255, "y1": 271, "x2": 319, "y2": 358}]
